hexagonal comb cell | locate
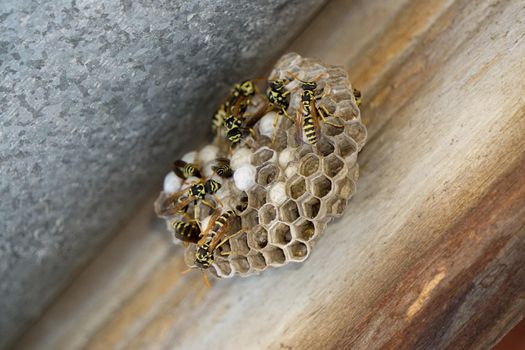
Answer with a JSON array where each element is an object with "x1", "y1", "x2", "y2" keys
[
  {"x1": 323, "y1": 154, "x2": 345, "y2": 178},
  {"x1": 247, "y1": 253, "x2": 267, "y2": 271},
  {"x1": 279, "y1": 200, "x2": 300, "y2": 223},
  {"x1": 256, "y1": 164, "x2": 279, "y2": 186},
  {"x1": 269, "y1": 222, "x2": 292, "y2": 247},
  {"x1": 231, "y1": 232, "x2": 250, "y2": 256},
  {"x1": 235, "y1": 192, "x2": 249, "y2": 214},
  {"x1": 251, "y1": 147, "x2": 275, "y2": 166},
  {"x1": 323, "y1": 116, "x2": 345, "y2": 136},
  {"x1": 335, "y1": 134, "x2": 357, "y2": 158},
  {"x1": 287, "y1": 241, "x2": 309, "y2": 262},
  {"x1": 316, "y1": 137, "x2": 335, "y2": 157},
  {"x1": 301, "y1": 196, "x2": 322, "y2": 219},
  {"x1": 259, "y1": 203, "x2": 277, "y2": 226},
  {"x1": 319, "y1": 99, "x2": 337, "y2": 115},
  {"x1": 334, "y1": 176, "x2": 356, "y2": 200},
  {"x1": 345, "y1": 120, "x2": 367, "y2": 149},
  {"x1": 293, "y1": 219, "x2": 316, "y2": 241},
  {"x1": 241, "y1": 208, "x2": 259, "y2": 228},
  {"x1": 263, "y1": 246, "x2": 286, "y2": 266},
  {"x1": 326, "y1": 196, "x2": 347, "y2": 217},
  {"x1": 309, "y1": 175, "x2": 332, "y2": 198},
  {"x1": 299, "y1": 154, "x2": 320, "y2": 177},
  {"x1": 290, "y1": 178, "x2": 307, "y2": 202},
  {"x1": 231, "y1": 257, "x2": 251, "y2": 274},
  {"x1": 272, "y1": 129, "x2": 288, "y2": 152},
  {"x1": 217, "y1": 239, "x2": 231, "y2": 255},
  {"x1": 247, "y1": 185, "x2": 266, "y2": 209},
  {"x1": 247, "y1": 226, "x2": 268, "y2": 250},
  {"x1": 296, "y1": 143, "x2": 314, "y2": 158},
  {"x1": 214, "y1": 260, "x2": 232, "y2": 277}
]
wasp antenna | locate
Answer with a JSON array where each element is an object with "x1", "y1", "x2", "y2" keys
[
  {"x1": 201, "y1": 269, "x2": 211, "y2": 288},
  {"x1": 287, "y1": 71, "x2": 303, "y2": 82},
  {"x1": 311, "y1": 73, "x2": 326, "y2": 82}
]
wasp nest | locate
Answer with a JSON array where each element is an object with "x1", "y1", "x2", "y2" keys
[{"x1": 155, "y1": 53, "x2": 366, "y2": 278}]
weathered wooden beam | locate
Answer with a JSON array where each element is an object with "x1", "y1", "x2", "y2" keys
[{"x1": 16, "y1": 0, "x2": 525, "y2": 349}]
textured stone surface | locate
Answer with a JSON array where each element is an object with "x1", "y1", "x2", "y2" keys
[{"x1": 0, "y1": 0, "x2": 327, "y2": 347}]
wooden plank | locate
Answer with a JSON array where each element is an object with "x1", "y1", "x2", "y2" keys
[{"x1": 16, "y1": 0, "x2": 525, "y2": 349}]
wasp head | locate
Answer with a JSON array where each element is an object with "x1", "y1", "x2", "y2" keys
[
  {"x1": 195, "y1": 242, "x2": 213, "y2": 269},
  {"x1": 302, "y1": 81, "x2": 317, "y2": 91},
  {"x1": 239, "y1": 80, "x2": 256, "y2": 96},
  {"x1": 269, "y1": 79, "x2": 286, "y2": 91},
  {"x1": 205, "y1": 179, "x2": 221, "y2": 194}
]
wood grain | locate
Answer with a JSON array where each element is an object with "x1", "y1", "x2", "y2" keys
[{"x1": 16, "y1": 0, "x2": 525, "y2": 349}]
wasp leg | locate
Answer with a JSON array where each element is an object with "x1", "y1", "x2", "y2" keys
[
  {"x1": 215, "y1": 227, "x2": 249, "y2": 251},
  {"x1": 193, "y1": 206, "x2": 202, "y2": 231},
  {"x1": 318, "y1": 105, "x2": 345, "y2": 128},
  {"x1": 281, "y1": 108, "x2": 294, "y2": 122},
  {"x1": 201, "y1": 269, "x2": 211, "y2": 288},
  {"x1": 213, "y1": 196, "x2": 224, "y2": 208},
  {"x1": 248, "y1": 127, "x2": 257, "y2": 140}
]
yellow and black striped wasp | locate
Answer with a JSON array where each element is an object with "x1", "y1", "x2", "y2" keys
[
  {"x1": 289, "y1": 72, "x2": 344, "y2": 146},
  {"x1": 265, "y1": 78, "x2": 295, "y2": 144},
  {"x1": 223, "y1": 100, "x2": 265, "y2": 148},
  {"x1": 194, "y1": 209, "x2": 243, "y2": 269},
  {"x1": 230, "y1": 80, "x2": 258, "y2": 106},
  {"x1": 211, "y1": 157, "x2": 233, "y2": 178},
  {"x1": 212, "y1": 79, "x2": 262, "y2": 137},
  {"x1": 155, "y1": 178, "x2": 223, "y2": 224},
  {"x1": 173, "y1": 159, "x2": 202, "y2": 180},
  {"x1": 266, "y1": 79, "x2": 294, "y2": 128}
]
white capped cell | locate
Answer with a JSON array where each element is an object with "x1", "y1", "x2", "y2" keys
[
  {"x1": 278, "y1": 148, "x2": 295, "y2": 168},
  {"x1": 233, "y1": 165, "x2": 256, "y2": 191},
  {"x1": 200, "y1": 145, "x2": 219, "y2": 165},
  {"x1": 181, "y1": 151, "x2": 198, "y2": 163},
  {"x1": 230, "y1": 147, "x2": 253, "y2": 170},
  {"x1": 259, "y1": 112, "x2": 278, "y2": 138},
  {"x1": 163, "y1": 172, "x2": 182, "y2": 193},
  {"x1": 268, "y1": 182, "x2": 287, "y2": 206}
]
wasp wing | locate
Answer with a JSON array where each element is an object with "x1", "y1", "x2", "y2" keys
[
  {"x1": 197, "y1": 208, "x2": 222, "y2": 245},
  {"x1": 310, "y1": 97, "x2": 322, "y2": 143},
  {"x1": 295, "y1": 101, "x2": 304, "y2": 144}
]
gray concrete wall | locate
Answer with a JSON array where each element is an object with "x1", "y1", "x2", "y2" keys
[{"x1": 0, "y1": 0, "x2": 327, "y2": 347}]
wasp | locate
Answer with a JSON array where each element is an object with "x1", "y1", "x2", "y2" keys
[
  {"x1": 223, "y1": 101, "x2": 265, "y2": 147},
  {"x1": 229, "y1": 80, "x2": 258, "y2": 106},
  {"x1": 212, "y1": 101, "x2": 230, "y2": 136},
  {"x1": 267, "y1": 79, "x2": 292, "y2": 121},
  {"x1": 173, "y1": 159, "x2": 202, "y2": 179},
  {"x1": 211, "y1": 157, "x2": 233, "y2": 178},
  {"x1": 194, "y1": 209, "x2": 243, "y2": 269},
  {"x1": 156, "y1": 178, "x2": 222, "y2": 219},
  {"x1": 212, "y1": 79, "x2": 261, "y2": 137},
  {"x1": 289, "y1": 72, "x2": 344, "y2": 146},
  {"x1": 266, "y1": 79, "x2": 294, "y2": 143},
  {"x1": 172, "y1": 220, "x2": 201, "y2": 244}
]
